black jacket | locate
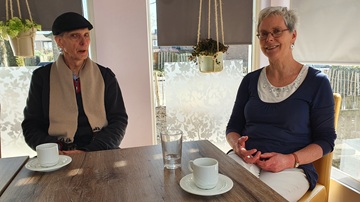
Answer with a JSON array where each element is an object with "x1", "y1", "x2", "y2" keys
[{"x1": 22, "y1": 63, "x2": 128, "y2": 151}]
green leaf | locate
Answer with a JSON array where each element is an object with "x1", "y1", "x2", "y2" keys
[
  {"x1": 189, "y1": 38, "x2": 228, "y2": 62},
  {"x1": 0, "y1": 17, "x2": 41, "y2": 39}
]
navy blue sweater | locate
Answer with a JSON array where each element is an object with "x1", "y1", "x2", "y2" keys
[{"x1": 226, "y1": 67, "x2": 336, "y2": 190}]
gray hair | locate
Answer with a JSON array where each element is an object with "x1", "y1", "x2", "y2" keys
[{"x1": 257, "y1": 6, "x2": 298, "y2": 33}]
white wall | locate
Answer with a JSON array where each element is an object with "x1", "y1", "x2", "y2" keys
[{"x1": 92, "y1": 0, "x2": 154, "y2": 148}]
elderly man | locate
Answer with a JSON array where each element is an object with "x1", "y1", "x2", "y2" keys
[{"x1": 22, "y1": 12, "x2": 128, "y2": 154}]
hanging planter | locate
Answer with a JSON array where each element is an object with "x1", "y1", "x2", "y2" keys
[
  {"x1": 198, "y1": 55, "x2": 215, "y2": 72},
  {"x1": 199, "y1": 51, "x2": 224, "y2": 72},
  {"x1": 190, "y1": 38, "x2": 228, "y2": 73},
  {"x1": 188, "y1": 0, "x2": 228, "y2": 73},
  {"x1": 0, "y1": 0, "x2": 41, "y2": 57},
  {"x1": 6, "y1": 24, "x2": 37, "y2": 57}
]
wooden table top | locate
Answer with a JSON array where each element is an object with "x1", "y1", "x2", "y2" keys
[
  {"x1": 0, "y1": 140, "x2": 286, "y2": 201},
  {"x1": 0, "y1": 156, "x2": 29, "y2": 196}
]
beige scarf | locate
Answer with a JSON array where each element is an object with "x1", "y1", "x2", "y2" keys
[{"x1": 49, "y1": 55, "x2": 108, "y2": 141}]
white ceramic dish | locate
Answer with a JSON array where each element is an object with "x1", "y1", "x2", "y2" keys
[
  {"x1": 180, "y1": 173, "x2": 233, "y2": 196},
  {"x1": 25, "y1": 155, "x2": 72, "y2": 172}
]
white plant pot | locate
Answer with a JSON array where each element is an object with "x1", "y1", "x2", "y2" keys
[
  {"x1": 198, "y1": 52, "x2": 224, "y2": 73},
  {"x1": 198, "y1": 55, "x2": 214, "y2": 73},
  {"x1": 213, "y1": 52, "x2": 224, "y2": 72},
  {"x1": 8, "y1": 28, "x2": 36, "y2": 57}
]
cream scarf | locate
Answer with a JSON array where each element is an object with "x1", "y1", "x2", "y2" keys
[{"x1": 49, "y1": 55, "x2": 108, "y2": 141}]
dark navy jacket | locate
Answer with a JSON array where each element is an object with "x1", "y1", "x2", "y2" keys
[{"x1": 22, "y1": 62, "x2": 128, "y2": 151}]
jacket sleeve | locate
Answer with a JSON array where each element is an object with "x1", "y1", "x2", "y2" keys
[
  {"x1": 79, "y1": 67, "x2": 128, "y2": 151},
  {"x1": 22, "y1": 66, "x2": 58, "y2": 151}
]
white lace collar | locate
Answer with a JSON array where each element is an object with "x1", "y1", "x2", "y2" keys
[{"x1": 257, "y1": 65, "x2": 309, "y2": 103}]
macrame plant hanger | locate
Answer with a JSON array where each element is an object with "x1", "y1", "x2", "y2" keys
[
  {"x1": 196, "y1": 0, "x2": 226, "y2": 73},
  {"x1": 5, "y1": 0, "x2": 36, "y2": 57}
]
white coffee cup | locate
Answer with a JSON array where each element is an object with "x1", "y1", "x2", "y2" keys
[
  {"x1": 36, "y1": 143, "x2": 59, "y2": 167},
  {"x1": 188, "y1": 157, "x2": 219, "y2": 189}
]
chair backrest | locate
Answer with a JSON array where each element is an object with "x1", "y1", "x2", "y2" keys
[{"x1": 312, "y1": 93, "x2": 341, "y2": 200}]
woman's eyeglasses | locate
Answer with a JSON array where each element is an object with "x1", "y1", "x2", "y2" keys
[{"x1": 256, "y1": 29, "x2": 289, "y2": 40}]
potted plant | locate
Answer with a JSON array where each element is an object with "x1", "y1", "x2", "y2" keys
[
  {"x1": 0, "y1": 17, "x2": 41, "y2": 57},
  {"x1": 189, "y1": 38, "x2": 228, "y2": 73}
]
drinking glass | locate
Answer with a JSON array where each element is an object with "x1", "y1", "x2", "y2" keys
[{"x1": 161, "y1": 128, "x2": 183, "y2": 169}]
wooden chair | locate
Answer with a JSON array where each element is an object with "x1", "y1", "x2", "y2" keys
[{"x1": 298, "y1": 93, "x2": 342, "y2": 202}]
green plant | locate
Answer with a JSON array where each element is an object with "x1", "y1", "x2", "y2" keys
[
  {"x1": 0, "y1": 17, "x2": 41, "y2": 40},
  {"x1": 189, "y1": 38, "x2": 228, "y2": 62}
]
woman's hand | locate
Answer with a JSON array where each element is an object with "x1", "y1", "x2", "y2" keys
[
  {"x1": 256, "y1": 152, "x2": 294, "y2": 172},
  {"x1": 234, "y1": 136, "x2": 261, "y2": 164}
]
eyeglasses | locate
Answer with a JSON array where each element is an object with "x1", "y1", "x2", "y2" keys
[{"x1": 256, "y1": 29, "x2": 289, "y2": 40}]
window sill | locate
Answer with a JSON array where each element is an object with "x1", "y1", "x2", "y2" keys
[{"x1": 331, "y1": 167, "x2": 360, "y2": 194}]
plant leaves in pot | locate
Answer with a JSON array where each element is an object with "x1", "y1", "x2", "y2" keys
[
  {"x1": 188, "y1": 38, "x2": 228, "y2": 73},
  {"x1": 0, "y1": 17, "x2": 41, "y2": 57}
]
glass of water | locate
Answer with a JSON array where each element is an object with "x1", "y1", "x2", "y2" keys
[{"x1": 161, "y1": 128, "x2": 183, "y2": 169}]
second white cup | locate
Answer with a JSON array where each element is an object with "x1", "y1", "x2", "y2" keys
[
  {"x1": 188, "y1": 157, "x2": 219, "y2": 189},
  {"x1": 36, "y1": 143, "x2": 59, "y2": 167}
]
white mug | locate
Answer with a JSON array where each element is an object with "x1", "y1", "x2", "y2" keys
[
  {"x1": 188, "y1": 157, "x2": 219, "y2": 189},
  {"x1": 36, "y1": 143, "x2": 59, "y2": 167}
]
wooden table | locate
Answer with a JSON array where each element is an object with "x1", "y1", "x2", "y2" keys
[
  {"x1": 0, "y1": 140, "x2": 286, "y2": 201},
  {"x1": 0, "y1": 156, "x2": 29, "y2": 196}
]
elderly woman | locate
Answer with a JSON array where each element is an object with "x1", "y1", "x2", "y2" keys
[
  {"x1": 226, "y1": 6, "x2": 336, "y2": 201},
  {"x1": 22, "y1": 12, "x2": 128, "y2": 155}
]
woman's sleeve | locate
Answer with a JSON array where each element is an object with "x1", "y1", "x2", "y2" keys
[
  {"x1": 310, "y1": 74, "x2": 336, "y2": 155},
  {"x1": 226, "y1": 74, "x2": 251, "y2": 136}
]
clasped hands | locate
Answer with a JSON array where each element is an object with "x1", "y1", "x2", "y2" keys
[{"x1": 234, "y1": 136, "x2": 293, "y2": 172}]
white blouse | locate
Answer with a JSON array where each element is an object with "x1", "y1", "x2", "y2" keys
[{"x1": 257, "y1": 65, "x2": 309, "y2": 103}]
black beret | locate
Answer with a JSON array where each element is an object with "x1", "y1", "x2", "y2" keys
[{"x1": 52, "y1": 12, "x2": 93, "y2": 35}]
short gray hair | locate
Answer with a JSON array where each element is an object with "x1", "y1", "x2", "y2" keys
[{"x1": 257, "y1": 6, "x2": 298, "y2": 33}]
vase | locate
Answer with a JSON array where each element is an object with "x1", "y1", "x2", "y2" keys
[
  {"x1": 8, "y1": 28, "x2": 36, "y2": 57},
  {"x1": 198, "y1": 52, "x2": 224, "y2": 73}
]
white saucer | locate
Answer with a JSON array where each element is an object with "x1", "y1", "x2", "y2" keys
[
  {"x1": 180, "y1": 173, "x2": 233, "y2": 196},
  {"x1": 25, "y1": 155, "x2": 72, "y2": 172}
]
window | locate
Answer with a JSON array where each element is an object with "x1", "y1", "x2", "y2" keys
[
  {"x1": 0, "y1": 0, "x2": 87, "y2": 157},
  {"x1": 0, "y1": 32, "x2": 60, "y2": 158},
  {"x1": 290, "y1": 0, "x2": 360, "y2": 190},
  {"x1": 314, "y1": 65, "x2": 360, "y2": 186},
  {"x1": 150, "y1": 0, "x2": 251, "y2": 152}
]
